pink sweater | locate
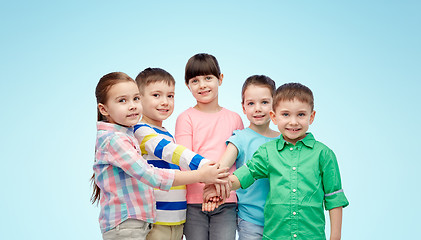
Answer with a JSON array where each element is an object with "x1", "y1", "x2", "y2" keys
[{"x1": 175, "y1": 107, "x2": 244, "y2": 204}]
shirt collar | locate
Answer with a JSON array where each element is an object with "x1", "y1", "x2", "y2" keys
[
  {"x1": 277, "y1": 132, "x2": 316, "y2": 150},
  {"x1": 97, "y1": 121, "x2": 134, "y2": 136}
]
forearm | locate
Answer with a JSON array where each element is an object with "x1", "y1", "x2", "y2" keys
[
  {"x1": 173, "y1": 170, "x2": 202, "y2": 186},
  {"x1": 329, "y1": 207, "x2": 343, "y2": 240},
  {"x1": 219, "y1": 143, "x2": 238, "y2": 169}
]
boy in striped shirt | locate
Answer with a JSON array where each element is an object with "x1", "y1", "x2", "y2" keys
[{"x1": 134, "y1": 68, "x2": 213, "y2": 240}]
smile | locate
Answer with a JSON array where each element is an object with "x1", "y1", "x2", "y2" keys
[
  {"x1": 199, "y1": 90, "x2": 211, "y2": 95},
  {"x1": 286, "y1": 128, "x2": 301, "y2": 132},
  {"x1": 127, "y1": 113, "x2": 139, "y2": 118}
]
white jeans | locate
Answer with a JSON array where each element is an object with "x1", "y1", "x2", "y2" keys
[{"x1": 103, "y1": 219, "x2": 152, "y2": 240}]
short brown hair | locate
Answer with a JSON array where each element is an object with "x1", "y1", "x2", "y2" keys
[
  {"x1": 273, "y1": 83, "x2": 314, "y2": 111},
  {"x1": 185, "y1": 53, "x2": 221, "y2": 84},
  {"x1": 241, "y1": 75, "x2": 276, "y2": 104},
  {"x1": 135, "y1": 68, "x2": 175, "y2": 94}
]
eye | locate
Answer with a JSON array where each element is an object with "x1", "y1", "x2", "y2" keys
[
  {"x1": 282, "y1": 113, "x2": 289, "y2": 117},
  {"x1": 168, "y1": 94, "x2": 174, "y2": 99},
  {"x1": 247, "y1": 102, "x2": 254, "y2": 106},
  {"x1": 153, "y1": 94, "x2": 160, "y2": 98},
  {"x1": 119, "y1": 98, "x2": 126, "y2": 103},
  {"x1": 298, "y1": 113, "x2": 306, "y2": 117},
  {"x1": 262, "y1": 101, "x2": 269, "y2": 105},
  {"x1": 190, "y1": 79, "x2": 198, "y2": 84},
  {"x1": 205, "y1": 76, "x2": 212, "y2": 81},
  {"x1": 134, "y1": 96, "x2": 140, "y2": 101}
]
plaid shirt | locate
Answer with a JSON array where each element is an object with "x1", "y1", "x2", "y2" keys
[{"x1": 93, "y1": 122, "x2": 175, "y2": 233}]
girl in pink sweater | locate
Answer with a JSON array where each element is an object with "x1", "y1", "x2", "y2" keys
[{"x1": 175, "y1": 53, "x2": 243, "y2": 240}]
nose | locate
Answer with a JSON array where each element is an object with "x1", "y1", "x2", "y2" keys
[
  {"x1": 290, "y1": 116, "x2": 298, "y2": 125},
  {"x1": 128, "y1": 100, "x2": 137, "y2": 110},
  {"x1": 161, "y1": 97, "x2": 169, "y2": 105},
  {"x1": 198, "y1": 79, "x2": 206, "y2": 88}
]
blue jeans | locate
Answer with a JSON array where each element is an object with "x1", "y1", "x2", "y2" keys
[
  {"x1": 237, "y1": 217, "x2": 264, "y2": 240},
  {"x1": 183, "y1": 203, "x2": 237, "y2": 240}
]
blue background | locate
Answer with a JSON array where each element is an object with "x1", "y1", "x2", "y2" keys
[{"x1": 1, "y1": 1, "x2": 420, "y2": 239}]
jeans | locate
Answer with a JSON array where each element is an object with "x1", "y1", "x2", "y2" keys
[
  {"x1": 103, "y1": 219, "x2": 152, "y2": 240},
  {"x1": 237, "y1": 217, "x2": 264, "y2": 240},
  {"x1": 183, "y1": 203, "x2": 237, "y2": 240}
]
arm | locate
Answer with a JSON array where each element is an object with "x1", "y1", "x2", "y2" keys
[
  {"x1": 218, "y1": 143, "x2": 238, "y2": 169},
  {"x1": 329, "y1": 207, "x2": 343, "y2": 240},
  {"x1": 106, "y1": 134, "x2": 175, "y2": 191},
  {"x1": 173, "y1": 162, "x2": 229, "y2": 186},
  {"x1": 134, "y1": 124, "x2": 209, "y2": 170}
]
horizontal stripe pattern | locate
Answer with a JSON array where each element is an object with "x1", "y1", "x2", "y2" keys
[{"x1": 133, "y1": 123, "x2": 209, "y2": 225}]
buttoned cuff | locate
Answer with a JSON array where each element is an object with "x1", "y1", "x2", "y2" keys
[
  {"x1": 234, "y1": 166, "x2": 256, "y2": 189},
  {"x1": 157, "y1": 169, "x2": 175, "y2": 191},
  {"x1": 324, "y1": 190, "x2": 349, "y2": 210}
]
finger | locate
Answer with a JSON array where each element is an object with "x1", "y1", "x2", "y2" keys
[{"x1": 215, "y1": 183, "x2": 221, "y2": 196}]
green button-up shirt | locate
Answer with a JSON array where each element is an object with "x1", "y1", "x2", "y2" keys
[{"x1": 234, "y1": 133, "x2": 349, "y2": 240}]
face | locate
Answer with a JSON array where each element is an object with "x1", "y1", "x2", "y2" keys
[
  {"x1": 187, "y1": 74, "x2": 222, "y2": 104},
  {"x1": 98, "y1": 81, "x2": 142, "y2": 127},
  {"x1": 140, "y1": 81, "x2": 175, "y2": 127},
  {"x1": 270, "y1": 98, "x2": 315, "y2": 145},
  {"x1": 242, "y1": 85, "x2": 273, "y2": 128}
]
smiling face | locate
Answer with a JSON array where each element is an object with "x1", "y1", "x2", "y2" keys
[
  {"x1": 98, "y1": 81, "x2": 142, "y2": 127},
  {"x1": 270, "y1": 98, "x2": 315, "y2": 145},
  {"x1": 242, "y1": 84, "x2": 273, "y2": 128},
  {"x1": 187, "y1": 74, "x2": 222, "y2": 105},
  {"x1": 140, "y1": 81, "x2": 175, "y2": 127}
]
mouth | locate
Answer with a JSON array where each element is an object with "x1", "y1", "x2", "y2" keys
[
  {"x1": 127, "y1": 113, "x2": 139, "y2": 118},
  {"x1": 157, "y1": 109, "x2": 169, "y2": 113},
  {"x1": 286, "y1": 128, "x2": 301, "y2": 132},
  {"x1": 199, "y1": 90, "x2": 211, "y2": 95},
  {"x1": 253, "y1": 114, "x2": 265, "y2": 119}
]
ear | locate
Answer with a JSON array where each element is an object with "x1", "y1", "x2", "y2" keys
[
  {"x1": 269, "y1": 110, "x2": 277, "y2": 125},
  {"x1": 309, "y1": 110, "x2": 316, "y2": 125},
  {"x1": 218, "y1": 74, "x2": 224, "y2": 86},
  {"x1": 98, "y1": 103, "x2": 109, "y2": 118},
  {"x1": 242, "y1": 103, "x2": 246, "y2": 114}
]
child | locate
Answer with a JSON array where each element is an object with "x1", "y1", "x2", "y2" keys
[
  {"x1": 204, "y1": 83, "x2": 349, "y2": 240},
  {"x1": 133, "y1": 67, "x2": 218, "y2": 240},
  {"x1": 90, "y1": 72, "x2": 229, "y2": 240},
  {"x1": 211, "y1": 75, "x2": 280, "y2": 240},
  {"x1": 175, "y1": 53, "x2": 244, "y2": 240}
]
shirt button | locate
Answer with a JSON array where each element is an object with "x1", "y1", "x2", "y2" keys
[
  {"x1": 292, "y1": 167, "x2": 296, "y2": 170},
  {"x1": 293, "y1": 189, "x2": 296, "y2": 192},
  {"x1": 293, "y1": 212, "x2": 297, "y2": 215},
  {"x1": 290, "y1": 147, "x2": 293, "y2": 151},
  {"x1": 294, "y1": 234, "x2": 297, "y2": 238}
]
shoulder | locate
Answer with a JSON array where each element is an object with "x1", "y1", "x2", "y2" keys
[{"x1": 176, "y1": 107, "x2": 195, "y2": 122}]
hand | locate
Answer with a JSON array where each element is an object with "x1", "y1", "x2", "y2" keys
[
  {"x1": 202, "y1": 196, "x2": 224, "y2": 212},
  {"x1": 202, "y1": 184, "x2": 229, "y2": 211},
  {"x1": 198, "y1": 162, "x2": 229, "y2": 184}
]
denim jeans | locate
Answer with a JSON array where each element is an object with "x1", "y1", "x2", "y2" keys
[
  {"x1": 237, "y1": 217, "x2": 264, "y2": 240},
  {"x1": 102, "y1": 219, "x2": 152, "y2": 240},
  {"x1": 183, "y1": 203, "x2": 237, "y2": 240}
]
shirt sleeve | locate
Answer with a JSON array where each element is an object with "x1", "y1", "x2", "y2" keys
[
  {"x1": 320, "y1": 148, "x2": 349, "y2": 210},
  {"x1": 175, "y1": 111, "x2": 193, "y2": 151},
  {"x1": 106, "y1": 133, "x2": 174, "y2": 191},
  {"x1": 134, "y1": 124, "x2": 209, "y2": 170},
  {"x1": 234, "y1": 145, "x2": 269, "y2": 189}
]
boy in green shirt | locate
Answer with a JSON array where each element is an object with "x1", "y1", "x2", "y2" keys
[{"x1": 204, "y1": 83, "x2": 349, "y2": 240}]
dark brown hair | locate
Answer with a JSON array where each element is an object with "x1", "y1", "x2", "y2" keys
[
  {"x1": 135, "y1": 67, "x2": 175, "y2": 94},
  {"x1": 273, "y1": 83, "x2": 314, "y2": 111},
  {"x1": 241, "y1": 75, "x2": 276, "y2": 104},
  {"x1": 91, "y1": 72, "x2": 134, "y2": 204},
  {"x1": 185, "y1": 53, "x2": 221, "y2": 84}
]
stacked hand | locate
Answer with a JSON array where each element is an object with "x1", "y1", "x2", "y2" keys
[{"x1": 202, "y1": 178, "x2": 232, "y2": 211}]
